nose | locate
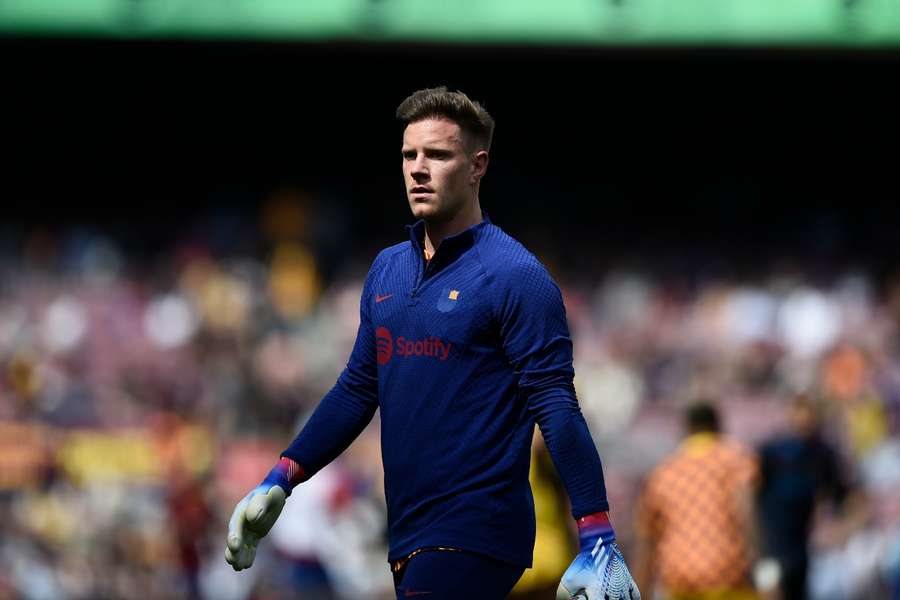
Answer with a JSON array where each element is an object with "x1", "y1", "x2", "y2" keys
[{"x1": 410, "y1": 154, "x2": 429, "y2": 180}]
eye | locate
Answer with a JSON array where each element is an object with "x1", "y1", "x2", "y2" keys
[{"x1": 402, "y1": 151, "x2": 416, "y2": 160}]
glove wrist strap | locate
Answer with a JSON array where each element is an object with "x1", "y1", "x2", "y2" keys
[
  {"x1": 262, "y1": 457, "x2": 307, "y2": 496},
  {"x1": 576, "y1": 511, "x2": 616, "y2": 553}
]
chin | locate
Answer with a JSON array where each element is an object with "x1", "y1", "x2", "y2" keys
[{"x1": 409, "y1": 203, "x2": 437, "y2": 220}]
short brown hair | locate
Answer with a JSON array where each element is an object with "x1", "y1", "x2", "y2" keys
[{"x1": 396, "y1": 86, "x2": 495, "y2": 152}]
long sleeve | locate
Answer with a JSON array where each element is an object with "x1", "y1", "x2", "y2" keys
[
  {"x1": 498, "y1": 260, "x2": 609, "y2": 517},
  {"x1": 281, "y1": 266, "x2": 380, "y2": 479}
]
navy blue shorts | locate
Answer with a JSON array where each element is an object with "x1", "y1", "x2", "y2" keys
[{"x1": 392, "y1": 549, "x2": 524, "y2": 599}]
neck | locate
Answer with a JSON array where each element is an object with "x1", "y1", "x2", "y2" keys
[{"x1": 423, "y1": 197, "x2": 482, "y2": 257}]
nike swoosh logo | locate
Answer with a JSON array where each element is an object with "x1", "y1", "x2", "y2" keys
[{"x1": 375, "y1": 294, "x2": 394, "y2": 303}]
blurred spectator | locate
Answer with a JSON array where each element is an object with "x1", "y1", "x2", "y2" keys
[
  {"x1": 634, "y1": 402, "x2": 759, "y2": 600},
  {"x1": 510, "y1": 434, "x2": 576, "y2": 600},
  {"x1": 167, "y1": 471, "x2": 214, "y2": 598},
  {"x1": 756, "y1": 393, "x2": 861, "y2": 600}
]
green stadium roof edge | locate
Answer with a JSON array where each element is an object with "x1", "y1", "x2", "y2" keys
[{"x1": 1, "y1": 0, "x2": 899, "y2": 47}]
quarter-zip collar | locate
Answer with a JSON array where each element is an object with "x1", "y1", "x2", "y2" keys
[{"x1": 406, "y1": 212, "x2": 491, "y2": 268}]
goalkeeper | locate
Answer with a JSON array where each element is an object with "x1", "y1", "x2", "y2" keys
[{"x1": 225, "y1": 86, "x2": 640, "y2": 600}]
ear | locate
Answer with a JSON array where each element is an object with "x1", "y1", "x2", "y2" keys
[{"x1": 471, "y1": 150, "x2": 489, "y2": 184}]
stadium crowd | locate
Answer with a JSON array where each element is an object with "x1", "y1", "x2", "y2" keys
[{"x1": 2, "y1": 196, "x2": 899, "y2": 600}]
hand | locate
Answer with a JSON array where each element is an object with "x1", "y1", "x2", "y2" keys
[
  {"x1": 225, "y1": 459, "x2": 299, "y2": 571},
  {"x1": 556, "y1": 512, "x2": 640, "y2": 600}
]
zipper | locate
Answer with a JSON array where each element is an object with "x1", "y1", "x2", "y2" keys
[
  {"x1": 410, "y1": 246, "x2": 438, "y2": 305},
  {"x1": 409, "y1": 248, "x2": 425, "y2": 305}
]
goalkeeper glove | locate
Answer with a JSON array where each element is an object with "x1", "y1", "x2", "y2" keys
[
  {"x1": 557, "y1": 512, "x2": 640, "y2": 600},
  {"x1": 225, "y1": 457, "x2": 304, "y2": 571}
]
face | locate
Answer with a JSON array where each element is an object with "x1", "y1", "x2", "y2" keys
[
  {"x1": 401, "y1": 118, "x2": 486, "y2": 223},
  {"x1": 789, "y1": 402, "x2": 818, "y2": 437}
]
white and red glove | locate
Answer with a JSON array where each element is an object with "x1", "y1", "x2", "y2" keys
[
  {"x1": 557, "y1": 512, "x2": 640, "y2": 600},
  {"x1": 225, "y1": 457, "x2": 303, "y2": 571}
]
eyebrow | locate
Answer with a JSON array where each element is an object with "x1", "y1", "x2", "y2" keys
[
  {"x1": 401, "y1": 145, "x2": 454, "y2": 154},
  {"x1": 402, "y1": 134, "x2": 463, "y2": 151}
]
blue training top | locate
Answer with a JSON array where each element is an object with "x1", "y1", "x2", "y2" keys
[{"x1": 282, "y1": 216, "x2": 608, "y2": 568}]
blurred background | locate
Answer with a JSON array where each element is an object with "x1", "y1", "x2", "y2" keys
[{"x1": 2, "y1": 3, "x2": 900, "y2": 599}]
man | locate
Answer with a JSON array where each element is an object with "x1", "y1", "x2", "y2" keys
[
  {"x1": 757, "y1": 394, "x2": 858, "y2": 600},
  {"x1": 225, "y1": 87, "x2": 639, "y2": 600},
  {"x1": 634, "y1": 402, "x2": 758, "y2": 600}
]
